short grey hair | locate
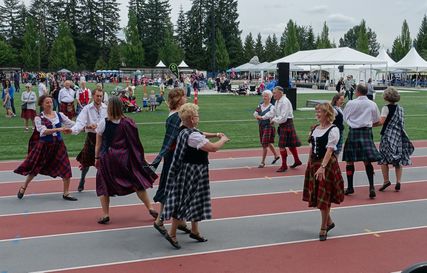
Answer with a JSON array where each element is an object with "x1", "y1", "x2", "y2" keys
[
  {"x1": 262, "y1": 90, "x2": 273, "y2": 99},
  {"x1": 383, "y1": 87, "x2": 400, "y2": 103}
]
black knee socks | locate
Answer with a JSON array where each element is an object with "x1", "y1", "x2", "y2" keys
[
  {"x1": 80, "y1": 167, "x2": 90, "y2": 185},
  {"x1": 365, "y1": 163, "x2": 374, "y2": 188},
  {"x1": 346, "y1": 165, "x2": 355, "y2": 189}
]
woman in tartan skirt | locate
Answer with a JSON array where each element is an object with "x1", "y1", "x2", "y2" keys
[
  {"x1": 162, "y1": 103, "x2": 229, "y2": 249},
  {"x1": 303, "y1": 103, "x2": 344, "y2": 241},
  {"x1": 94, "y1": 96, "x2": 158, "y2": 224},
  {"x1": 14, "y1": 95, "x2": 78, "y2": 201},
  {"x1": 253, "y1": 90, "x2": 280, "y2": 168},
  {"x1": 150, "y1": 88, "x2": 191, "y2": 236},
  {"x1": 378, "y1": 87, "x2": 414, "y2": 192}
]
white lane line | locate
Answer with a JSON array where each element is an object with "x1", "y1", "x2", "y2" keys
[
  {"x1": 1, "y1": 164, "x2": 427, "y2": 186},
  {"x1": 29, "y1": 224, "x2": 427, "y2": 273},
  {"x1": 2, "y1": 197, "x2": 427, "y2": 244}
]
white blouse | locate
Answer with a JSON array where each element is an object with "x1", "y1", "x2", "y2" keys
[
  {"x1": 188, "y1": 132, "x2": 209, "y2": 150},
  {"x1": 35, "y1": 112, "x2": 75, "y2": 137},
  {"x1": 253, "y1": 103, "x2": 273, "y2": 118},
  {"x1": 96, "y1": 118, "x2": 121, "y2": 135},
  {"x1": 311, "y1": 126, "x2": 340, "y2": 151}
]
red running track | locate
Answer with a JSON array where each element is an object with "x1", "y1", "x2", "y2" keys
[
  {"x1": 1, "y1": 181, "x2": 426, "y2": 241},
  {"x1": 1, "y1": 157, "x2": 427, "y2": 197},
  {"x1": 1, "y1": 140, "x2": 427, "y2": 171},
  {"x1": 53, "y1": 227, "x2": 427, "y2": 273}
]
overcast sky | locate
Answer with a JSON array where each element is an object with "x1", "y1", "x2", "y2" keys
[{"x1": 114, "y1": 0, "x2": 427, "y2": 50}]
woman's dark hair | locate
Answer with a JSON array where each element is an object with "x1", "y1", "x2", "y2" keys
[
  {"x1": 5, "y1": 79, "x2": 11, "y2": 87},
  {"x1": 331, "y1": 92, "x2": 344, "y2": 106},
  {"x1": 38, "y1": 95, "x2": 53, "y2": 106}
]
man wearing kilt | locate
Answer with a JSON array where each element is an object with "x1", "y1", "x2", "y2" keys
[
  {"x1": 14, "y1": 95, "x2": 78, "y2": 201},
  {"x1": 303, "y1": 103, "x2": 344, "y2": 241},
  {"x1": 259, "y1": 86, "x2": 302, "y2": 172},
  {"x1": 71, "y1": 88, "x2": 107, "y2": 192},
  {"x1": 58, "y1": 80, "x2": 76, "y2": 120},
  {"x1": 342, "y1": 83, "x2": 382, "y2": 198},
  {"x1": 253, "y1": 90, "x2": 280, "y2": 168}
]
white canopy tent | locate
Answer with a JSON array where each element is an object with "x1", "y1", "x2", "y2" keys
[
  {"x1": 178, "y1": 60, "x2": 189, "y2": 68},
  {"x1": 392, "y1": 47, "x2": 427, "y2": 72},
  {"x1": 155, "y1": 61, "x2": 166, "y2": 68}
]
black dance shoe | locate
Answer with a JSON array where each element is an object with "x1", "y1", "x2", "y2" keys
[
  {"x1": 97, "y1": 216, "x2": 110, "y2": 224},
  {"x1": 165, "y1": 234, "x2": 181, "y2": 249},
  {"x1": 369, "y1": 188, "x2": 376, "y2": 199},
  {"x1": 319, "y1": 229, "x2": 327, "y2": 241},
  {"x1": 62, "y1": 194, "x2": 78, "y2": 201},
  {"x1": 177, "y1": 224, "x2": 191, "y2": 234},
  {"x1": 395, "y1": 183, "x2": 401, "y2": 192},
  {"x1": 326, "y1": 222, "x2": 335, "y2": 232},
  {"x1": 77, "y1": 180, "x2": 85, "y2": 192},
  {"x1": 378, "y1": 181, "x2": 391, "y2": 192},
  {"x1": 17, "y1": 187, "x2": 26, "y2": 199},
  {"x1": 290, "y1": 161, "x2": 302, "y2": 169},
  {"x1": 344, "y1": 188, "x2": 354, "y2": 195},
  {"x1": 189, "y1": 232, "x2": 208, "y2": 242},
  {"x1": 153, "y1": 222, "x2": 167, "y2": 235}
]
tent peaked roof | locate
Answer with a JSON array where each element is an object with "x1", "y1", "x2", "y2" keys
[
  {"x1": 178, "y1": 60, "x2": 189, "y2": 68},
  {"x1": 156, "y1": 61, "x2": 166, "y2": 68},
  {"x1": 249, "y1": 56, "x2": 260, "y2": 65},
  {"x1": 271, "y1": 47, "x2": 386, "y2": 65},
  {"x1": 376, "y1": 48, "x2": 396, "y2": 66},
  {"x1": 392, "y1": 47, "x2": 427, "y2": 71}
]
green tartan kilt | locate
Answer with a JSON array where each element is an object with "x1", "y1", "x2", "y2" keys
[{"x1": 342, "y1": 127, "x2": 381, "y2": 162}]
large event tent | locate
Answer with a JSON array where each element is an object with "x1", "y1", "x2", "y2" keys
[
  {"x1": 392, "y1": 47, "x2": 427, "y2": 72},
  {"x1": 155, "y1": 61, "x2": 166, "y2": 68}
]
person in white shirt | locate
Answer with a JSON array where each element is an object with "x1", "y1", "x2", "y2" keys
[
  {"x1": 71, "y1": 88, "x2": 107, "y2": 192},
  {"x1": 342, "y1": 84, "x2": 382, "y2": 199},
  {"x1": 58, "y1": 80, "x2": 76, "y2": 119},
  {"x1": 38, "y1": 78, "x2": 48, "y2": 112},
  {"x1": 258, "y1": 86, "x2": 302, "y2": 172}
]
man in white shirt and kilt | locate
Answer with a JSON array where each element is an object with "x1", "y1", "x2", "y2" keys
[
  {"x1": 260, "y1": 86, "x2": 302, "y2": 172},
  {"x1": 59, "y1": 80, "x2": 76, "y2": 120},
  {"x1": 71, "y1": 88, "x2": 107, "y2": 192},
  {"x1": 342, "y1": 83, "x2": 382, "y2": 198}
]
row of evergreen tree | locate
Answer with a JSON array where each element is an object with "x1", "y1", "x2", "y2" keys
[{"x1": 1, "y1": 0, "x2": 427, "y2": 71}]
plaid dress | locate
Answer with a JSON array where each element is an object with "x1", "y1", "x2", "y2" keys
[
  {"x1": 342, "y1": 127, "x2": 381, "y2": 162},
  {"x1": 14, "y1": 113, "x2": 72, "y2": 178},
  {"x1": 76, "y1": 132, "x2": 96, "y2": 168},
  {"x1": 162, "y1": 127, "x2": 211, "y2": 222},
  {"x1": 378, "y1": 105, "x2": 414, "y2": 166},
  {"x1": 278, "y1": 119, "x2": 301, "y2": 148},
  {"x1": 256, "y1": 104, "x2": 275, "y2": 147}
]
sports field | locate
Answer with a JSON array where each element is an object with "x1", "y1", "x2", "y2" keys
[{"x1": 0, "y1": 84, "x2": 426, "y2": 160}]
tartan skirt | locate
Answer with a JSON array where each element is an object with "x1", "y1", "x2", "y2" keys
[
  {"x1": 60, "y1": 102, "x2": 76, "y2": 119},
  {"x1": 259, "y1": 124, "x2": 275, "y2": 147},
  {"x1": 162, "y1": 163, "x2": 211, "y2": 222},
  {"x1": 342, "y1": 127, "x2": 381, "y2": 162},
  {"x1": 14, "y1": 139, "x2": 72, "y2": 178},
  {"x1": 76, "y1": 133, "x2": 96, "y2": 168},
  {"x1": 21, "y1": 109, "x2": 36, "y2": 120},
  {"x1": 278, "y1": 119, "x2": 301, "y2": 148},
  {"x1": 302, "y1": 155, "x2": 344, "y2": 210}
]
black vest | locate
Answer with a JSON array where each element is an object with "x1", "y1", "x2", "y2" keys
[
  {"x1": 183, "y1": 131, "x2": 209, "y2": 164},
  {"x1": 333, "y1": 106, "x2": 344, "y2": 132},
  {"x1": 310, "y1": 125, "x2": 336, "y2": 160}
]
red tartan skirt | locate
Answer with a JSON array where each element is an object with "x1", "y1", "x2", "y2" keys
[
  {"x1": 278, "y1": 119, "x2": 301, "y2": 148},
  {"x1": 76, "y1": 133, "x2": 96, "y2": 168},
  {"x1": 14, "y1": 139, "x2": 72, "y2": 178},
  {"x1": 302, "y1": 155, "x2": 344, "y2": 210},
  {"x1": 60, "y1": 102, "x2": 76, "y2": 119},
  {"x1": 259, "y1": 124, "x2": 275, "y2": 147},
  {"x1": 21, "y1": 109, "x2": 36, "y2": 120}
]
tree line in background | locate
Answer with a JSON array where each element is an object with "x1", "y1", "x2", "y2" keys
[{"x1": 1, "y1": 0, "x2": 427, "y2": 71}]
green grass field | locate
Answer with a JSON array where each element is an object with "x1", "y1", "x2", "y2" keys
[{"x1": 1, "y1": 83, "x2": 426, "y2": 160}]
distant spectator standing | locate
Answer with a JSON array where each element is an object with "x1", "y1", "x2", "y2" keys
[
  {"x1": 2, "y1": 79, "x2": 16, "y2": 116},
  {"x1": 58, "y1": 80, "x2": 76, "y2": 119},
  {"x1": 14, "y1": 70, "x2": 20, "y2": 93},
  {"x1": 38, "y1": 78, "x2": 48, "y2": 112},
  {"x1": 76, "y1": 80, "x2": 91, "y2": 115},
  {"x1": 344, "y1": 75, "x2": 354, "y2": 100},
  {"x1": 21, "y1": 83, "x2": 37, "y2": 131},
  {"x1": 50, "y1": 80, "x2": 60, "y2": 111},
  {"x1": 336, "y1": 77, "x2": 344, "y2": 92},
  {"x1": 367, "y1": 78, "x2": 375, "y2": 101}
]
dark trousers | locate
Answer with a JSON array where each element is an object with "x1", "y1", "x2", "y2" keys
[
  {"x1": 367, "y1": 94, "x2": 374, "y2": 101},
  {"x1": 10, "y1": 97, "x2": 16, "y2": 114}
]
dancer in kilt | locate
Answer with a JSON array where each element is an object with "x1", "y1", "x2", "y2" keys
[
  {"x1": 58, "y1": 80, "x2": 76, "y2": 120},
  {"x1": 14, "y1": 95, "x2": 78, "y2": 201},
  {"x1": 342, "y1": 84, "x2": 382, "y2": 198},
  {"x1": 303, "y1": 103, "x2": 344, "y2": 241},
  {"x1": 71, "y1": 87, "x2": 107, "y2": 192},
  {"x1": 259, "y1": 86, "x2": 302, "y2": 172},
  {"x1": 331, "y1": 93, "x2": 345, "y2": 155},
  {"x1": 150, "y1": 88, "x2": 192, "y2": 236},
  {"x1": 253, "y1": 90, "x2": 279, "y2": 168},
  {"x1": 162, "y1": 103, "x2": 229, "y2": 249},
  {"x1": 378, "y1": 87, "x2": 414, "y2": 192},
  {"x1": 94, "y1": 96, "x2": 158, "y2": 224}
]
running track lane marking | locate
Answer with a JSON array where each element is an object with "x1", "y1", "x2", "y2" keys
[
  {"x1": 28, "y1": 225, "x2": 427, "y2": 273},
  {"x1": 2, "y1": 197, "x2": 427, "y2": 244}
]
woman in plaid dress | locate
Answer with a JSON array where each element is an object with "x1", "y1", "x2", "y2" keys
[
  {"x1": 303, "y1": 103, "x2": 344, "y2": 241},
  {"x1": 378, "y1": 87, "x2": 414, "y2": 192},
  {"x1": 151, "y1": 88, "x2": 191, "y2": 235},
  {"x1": 14, "y1": 95, "x2": 78, "y2": 201},
  {"x1": 162, "y1": 103, "x2": 229, "y2": 249},
  {"x1": 94, "y1": 96, "x2": 158, "y2": 224},
  {"x1": 253, "y1": 90, "x2": 279, "y2": 168}
]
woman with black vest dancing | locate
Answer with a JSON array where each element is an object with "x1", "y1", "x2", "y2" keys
[
  {"x1": 303, "y1": 102, "x2": 344, "y2": 241},
  {"x1": 14, "y1": 95, "x2": 78, "y2": 201},
  {"x1": 162, "y1": 103, "x2": 229, "y2": 249},
  {"x1": 331, "y1": 93, "x2": 345, "y2": 155}
]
